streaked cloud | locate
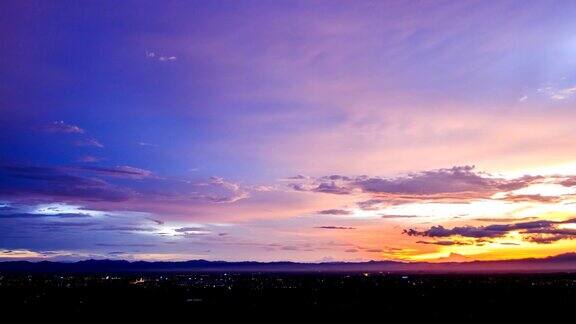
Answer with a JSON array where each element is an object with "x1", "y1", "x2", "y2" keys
[
  {"x1": 40, "y1": 121, "x2": 85, "y2": 134},
  {"x1": 317, "y1": 209, "x2": 352, "y2": 215},
  {"x1": 315, "y1": 226, "x2": 356, "y2": 230},
  {"x1": 78, "y1": 155, "x2": 103, "y2": 163},
  {"x1": 146, "y1": 50, "x2": 177, "y2": 62},
  {"x1": 538, "y1": 85, "x2": 576, "y2": 100},
  {"x1": 78, "y1": 165, "x2": 154, "y2": 179},
  {"x1": 74, "y1": 138, "x2": 104, "y2": 148},
  {"x1": 191, "y1": 176, "x2": 249, "y2": 203}
]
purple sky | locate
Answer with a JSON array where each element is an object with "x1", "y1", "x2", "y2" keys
[{"x1": 3, "y1": 1, "x2": 576, "y2": 262}]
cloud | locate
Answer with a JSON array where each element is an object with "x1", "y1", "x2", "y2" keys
[
  {"x1": 357, "y1": 199, "x2": 387, "y2": 210},
  {"x1": 138, "y1": 142, "x2": 158, "y2": 147},
  {"x1": 191, "y1": 177, "x2": 249, "y2": 203},
  {"x1": 0, "y1": 212, "x2": 90, "y2": 219},
  {"x1": 404, "y1": 218, "x2": 576, "y2": 243},
  {"x1": 355, "y1": 166, "x2": 491, "y2": 194},
  {"x1": 174, "y1": 226, "x2": 207, "y2": 233},
  {"x1": 560, "y1": 177, "x2": 576, "y2": 187},
  {"x1": 433, "y1": 253, "x2": 472, "y2": 263},
  {"x1": 404, "y1": 225, "x2": 502, "y2": 238},
  {"x1": 37, "y1": 122, "x2": 105, "y2": 150},
  {"x1": 416, "y1": 240, "x2": 471, "y2": 246},
  {"x1": 41, "y1": 222, "x2": 99, "y2": 228},
  {"x1": 159, "y1": 56, "x2": 177, "y2": 61},
  {"x1": 0, "y1": 165, "x2": 133, "y2": 202},
  {"x1": 95, "y1": 225, "x2": 157, "y2": 232},
  {"x1": 96, "y1": 243, "x2": 156, "y2": 247},
  {"x1": 2, "y1": 165, "x2": 107, "y2": 187},
  {"x1": 41, "y1": 121, "x2": 85, "y2": 134},
  {"x1": 317, "y1": 209, "x2": 352, "y2": 215},
  {"x1": 497, "y1": 194, "x2": 562, "y2": 203},
  {"x1": 0, "y1": 163, "x2": 257, "y2": 211},
  {"x1": 0, "y1": 205, "x2": 16, "y2": 212},
  {"x1": 0, "y1": 249, "x2": 54, "y2": 260},
  {"x1": 78, "y1": 165, "x2": 154, "y2": 179},
  {"x1": 523, "y1": 233, "x2": 576, "y2": 244},
  {"x1": 74, "y1": 138, "x2": 104, "y2": 148},
  {"x1": 289, "y1": 166, "x2": 541, "y2": 203},
  {"x1": 381, "y1": 214, "x2": 420, "y2": 219},
  {"x1": 315, "y1": 226, "x2": 356, "y2": 230},
  {"x1": 146, "y1": 51, "x2": 177, "y2": 62},
  {"x1": 285, "y1": 175, "x2": 309, "y2": 180},
  {"x1": 172, "y1": 227, "x2": 212, "y2": 236},
  {"x1": 538, "y1": 85, "x2": 576, "y2": 100},
  {"x1": 146, "y1": 217, "x2": 164, "y2": 225},
  {"x1": 290, "y1": 181, "x2": 352, "y2": 194},
  {"x1": 473, "y1": 217, "x2": 539, "y2": 222},
  {"x1": 78, "y1": 155, "x2": 103, "y2": 163}
]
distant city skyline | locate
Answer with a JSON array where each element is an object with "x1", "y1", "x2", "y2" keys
[{"x1": 3, "y1": 0, "x2": 576, "y2": 263}]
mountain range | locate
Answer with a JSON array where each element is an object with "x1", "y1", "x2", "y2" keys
[{"x1": 3, "y1": 253, "x2": 576, "y2": 273}]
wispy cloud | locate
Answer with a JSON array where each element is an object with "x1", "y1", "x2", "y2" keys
[
  {"x1": 315, "y1": 226, "x2": 356, "y2": 230},
  {"x1": 78, "y1": 155, "x2": 103, "y2": 163},
  {"x1": 191, "y1": 176, "x2": 250, "y2": 203},
  {"x1": 146, "y1": 51, "x2": 177, "y2": 62},
  {"x1": 317, "y1": 209, "x2": 352, "y2": 215},
  {"x1": 538, "y1": 85, "x2": 576, "y2": 100},
  {"x1": 78, "y1": 165, "x2": 154, "y2": 179},
  {"x1": 416, "y1": 240, "x2": 471, "y2": 246},
  {"x1": 381, "y1": 214, "x2": 420, "y2": 219},
  {"x1": 40, "y1": 121, "x2": 85, "y2": 134},
  {"x1": 74, "y1": 138, "x2": 104, "y2": 148},
  {"x1": 0, "y1": 212, "x2": 90, "y2": 219},
  {"x1": 38, "y1": 121, "x2": 105, "y2": 149},
  {"x1": 138, "y1": 142, "x2": 158, "y2": 147}
]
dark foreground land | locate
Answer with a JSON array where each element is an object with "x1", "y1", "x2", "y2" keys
[{"x1": 2, "y1": 272, "x2": 576, "y2": 319}]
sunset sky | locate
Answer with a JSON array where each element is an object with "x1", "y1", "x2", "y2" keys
[{"x1": 3, "y1": 0, "x2": 576, "y2": 262}]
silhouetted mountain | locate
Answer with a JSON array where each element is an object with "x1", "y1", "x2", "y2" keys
[{"x1": 2, "y1": 253, "x2": 576, "y2": 273}]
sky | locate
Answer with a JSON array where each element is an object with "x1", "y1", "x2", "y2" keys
[{"x1": 3, "y1": 0, "x2": 576, "y2": 262}]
